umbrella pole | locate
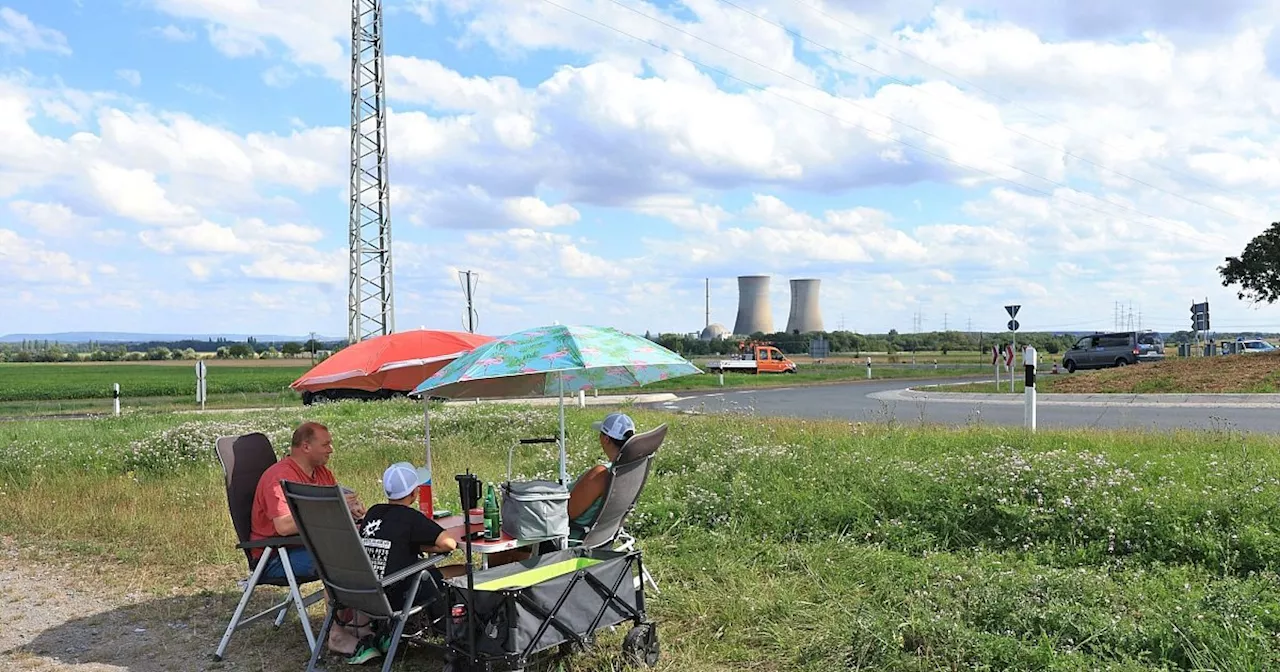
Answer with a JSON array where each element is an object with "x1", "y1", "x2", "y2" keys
[
  {"x1": 422, "y1": 396, "x2": 434, "y2": 516},
  {"x1": 423, "y1": 396, "x2": 433, "y2": 470},
  {"x1": 558, "y1": 371, "x2": 567, "y2": 485}
]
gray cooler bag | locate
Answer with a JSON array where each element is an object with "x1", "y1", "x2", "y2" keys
[{"x1": 501, "y1": 480, "x2": 570, "y2": 540}]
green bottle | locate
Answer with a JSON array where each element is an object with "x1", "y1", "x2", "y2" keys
[{"x1": 483, "y1": 483, "x2": 500, "y2": 540}]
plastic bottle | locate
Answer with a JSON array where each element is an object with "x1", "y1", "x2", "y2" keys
[{"x1": 483, "y1": 483, "x2": 500, "y2": 540}]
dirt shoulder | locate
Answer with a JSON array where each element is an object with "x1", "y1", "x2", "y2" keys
[{"x1": 0, "y1": 539, "x2": 379, "y2": 672}]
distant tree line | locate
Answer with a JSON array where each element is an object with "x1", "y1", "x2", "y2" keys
[
  {"x1": 643, "y1": 330, "x2": 1083, "y2": 357},
  {"x1": 0, "y1": 337, "x2": 345, "y2": 363},
  {"x1": 644, "y1": 329, "x2": 1280, "y2": 358}
]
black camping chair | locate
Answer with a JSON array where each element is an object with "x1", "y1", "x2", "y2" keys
[
  {"x1": 283, "y1": 481, "x2": 448, "y2": 672},
  {"x1": 569, "y1": 423, "x2": 668, "y2": 593},
  {"x1": 212, "y1": 433, "x2": 324, "y2": 661}
]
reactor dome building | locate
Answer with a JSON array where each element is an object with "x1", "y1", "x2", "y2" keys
[{"x1": 699, "y1": 323, "x2": 730, "y2": 341}]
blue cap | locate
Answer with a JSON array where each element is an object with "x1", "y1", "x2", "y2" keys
[{"x1": 592, "y1": 412, "x2": 635, "y2": 441}]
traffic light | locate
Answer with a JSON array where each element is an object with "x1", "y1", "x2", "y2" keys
[{"x1": 1190, "y1": 302, "x2": 1210, "y2": 331}]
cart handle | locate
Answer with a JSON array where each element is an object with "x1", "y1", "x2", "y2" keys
[{"x1": 509, "y1": 437, "x2": 560, "y2": 481}]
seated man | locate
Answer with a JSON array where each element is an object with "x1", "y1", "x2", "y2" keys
[
  {"x1": 249, "y1": 421, "x2": 366, "y2": 581},
  {"x1": 249, "y1": 421, "x2": 368, "y2": 654},
  {"x1": 349, "y1": 461, "x2": 467, "y2": 664}
]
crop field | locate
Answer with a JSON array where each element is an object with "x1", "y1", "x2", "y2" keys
[
  {"x1": 3, "y1": 401, "x2": 1280, "y2": 670},
  {"x1": 0, "y1": 362, "x2": 309, "y2": 402}
]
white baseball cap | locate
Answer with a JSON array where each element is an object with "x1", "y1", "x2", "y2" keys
[
  {"x1": 592, "y1": 412, "x2": 636, "y2": 441},
  {"x1": 382, "y1": 461, "x2": 421, "y2": 500}
]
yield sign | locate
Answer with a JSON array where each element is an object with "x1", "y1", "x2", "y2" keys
[{"x1": 1005, "y1": 304, "x2": 1021, "y2": 319}]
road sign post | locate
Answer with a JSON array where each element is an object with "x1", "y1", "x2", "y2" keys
[
  {"x1": 1005, "y1": 305, "x2": 1020, "y2": 392},
  {"x1": 1024, "y1": 346, "x2": 1037, "y2": 431}
]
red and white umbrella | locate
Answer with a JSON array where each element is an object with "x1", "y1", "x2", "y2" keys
[{"x1": 291, "y1": 329, "x2": 496, "y2": 394}]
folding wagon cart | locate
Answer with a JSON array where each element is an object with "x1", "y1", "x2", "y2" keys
[{"x1": 442, "y1": 472, "x2": 660, "y2": 672}]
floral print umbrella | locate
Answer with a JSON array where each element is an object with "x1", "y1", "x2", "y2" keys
[
  {"x1": 411, "y1": 324, "x2": 701, "y2": 398},
  {"x1": 411, "y1": 324, "x2": 701, "y2": 483}
]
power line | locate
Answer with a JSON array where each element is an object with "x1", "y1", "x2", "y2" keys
[
  {"x1": 778, "y1": 0, "x2": 1253, "y2": 204},
  {"x1": 571, "y1": 0, "x2": 1224, "y2": 246}
]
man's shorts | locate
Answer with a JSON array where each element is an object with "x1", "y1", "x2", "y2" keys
[{"x1": 262, "y1": 546, "x2": 318, "y2": 581}]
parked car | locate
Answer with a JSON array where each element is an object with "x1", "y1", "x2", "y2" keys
[
  {"x1": 1061, "y1": 330, "x2": 1165, "y2": 373},
  {"x1": 1237, "y1": 339, "x2": 1277, "y2": 353}
]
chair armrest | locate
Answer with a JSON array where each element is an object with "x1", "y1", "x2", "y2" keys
[
  {"x1": 237, "y1": 535, "x2": 303, "y2": 550},
  {"x1": 380, "y1": 554, "x2": 446, "y2": 587}
]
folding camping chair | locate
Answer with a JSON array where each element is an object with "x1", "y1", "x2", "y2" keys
[
  {"x1": 283, "y1": 481, "x2": 449, "y2": 672},
  {"x1": 568, "y1": 423, "x2": 667, "y2": 594},
  {"x1": 212, "y1": 433, "x2": 325, "y2": 661}
]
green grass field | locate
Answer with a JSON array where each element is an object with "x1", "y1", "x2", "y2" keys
[
  {"x1": 0, "y1": 362, "x2": 308, "y2": 401},
  {"x1": 3, "y1": 401, "x2": 1280, "y2": 670}
]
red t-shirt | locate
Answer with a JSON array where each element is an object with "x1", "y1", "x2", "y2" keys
[{"x1": 249, "y1": 456, "x2": 336, "y2": 558}]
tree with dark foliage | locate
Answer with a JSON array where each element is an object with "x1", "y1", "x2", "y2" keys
[{"x1": 1220, "y1": 221, "x2": 1280, "y2": 304}]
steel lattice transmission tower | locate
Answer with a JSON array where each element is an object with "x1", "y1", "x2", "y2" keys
[{"x1": 348, "y1": 0, "x2": 395, "y2": 343}]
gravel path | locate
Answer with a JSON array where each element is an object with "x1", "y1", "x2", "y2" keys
[{"x1": 0, "y1": 539, "x2": 325, "y2": 671}]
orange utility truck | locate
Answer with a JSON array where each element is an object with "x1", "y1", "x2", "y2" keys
[{"x1": 707, "y1": 341, "x2": 797, "y2": 374}]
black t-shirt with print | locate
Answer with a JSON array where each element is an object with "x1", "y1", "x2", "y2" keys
[{"x1": 358, "y1": 503, "x2": 447, "y2": 607}]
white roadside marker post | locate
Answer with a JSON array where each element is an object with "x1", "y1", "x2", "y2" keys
[
  {"x1": 1024, "y1": 345, "x2": 1037, "y2": 432},
  {"x1": 195, "y1": 360, "x2": 207, "y2": 411},
  {"x1": 866, "y1": 356, "x2": 872, "y2": 380},
  {"x1": 113, "y1": 383, "x2": 120, "y2": 416}
]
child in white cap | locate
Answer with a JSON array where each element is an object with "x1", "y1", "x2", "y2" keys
[{"x1": 349, "y1": 462, "x2": 465, "y2": 664}]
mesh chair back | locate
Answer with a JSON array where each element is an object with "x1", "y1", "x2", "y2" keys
[
  {"x1": 215, "y1": 433, "x2": 278, "y2": 564},
  {"x1": 282, "y1": 481, "x2": 395, "y2": 618},
  {"x1": 579, "y1": 424, "x2": 667, "y2": 549}
]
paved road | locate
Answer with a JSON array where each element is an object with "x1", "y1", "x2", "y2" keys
[{"x1": 644, "y1": 378, "x2": 1280, "y2": 434}]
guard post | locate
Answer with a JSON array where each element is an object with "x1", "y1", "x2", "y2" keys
[
  {"x1": 195, "y1": 360, "x2": 207, "y2": 411},
  {"x1": 112, "y1": 383, "x2": 120, "y2": 416},
  {"x1": 866, "y1": 356, "x2": 872, "y2": 379},
  {"x1": 1024, "y1": 346, "x2": 1037, "y2": 431}
]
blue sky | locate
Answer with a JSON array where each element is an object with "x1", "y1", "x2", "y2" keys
[{"x1": 2, "y1": 0, "x2": 1279, "y2": 340}]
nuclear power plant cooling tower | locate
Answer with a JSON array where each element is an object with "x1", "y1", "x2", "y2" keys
[
  {"x1": 785, "y1": 278, "x2": 824, "y2": 334},
  {"x1": 733, "y1": 275, "x2": 773, "y2": 335}
]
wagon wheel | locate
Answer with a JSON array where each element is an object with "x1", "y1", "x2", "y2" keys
[{"x1": 622, "y1": 623, "x2": 659, "y2": 667}]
